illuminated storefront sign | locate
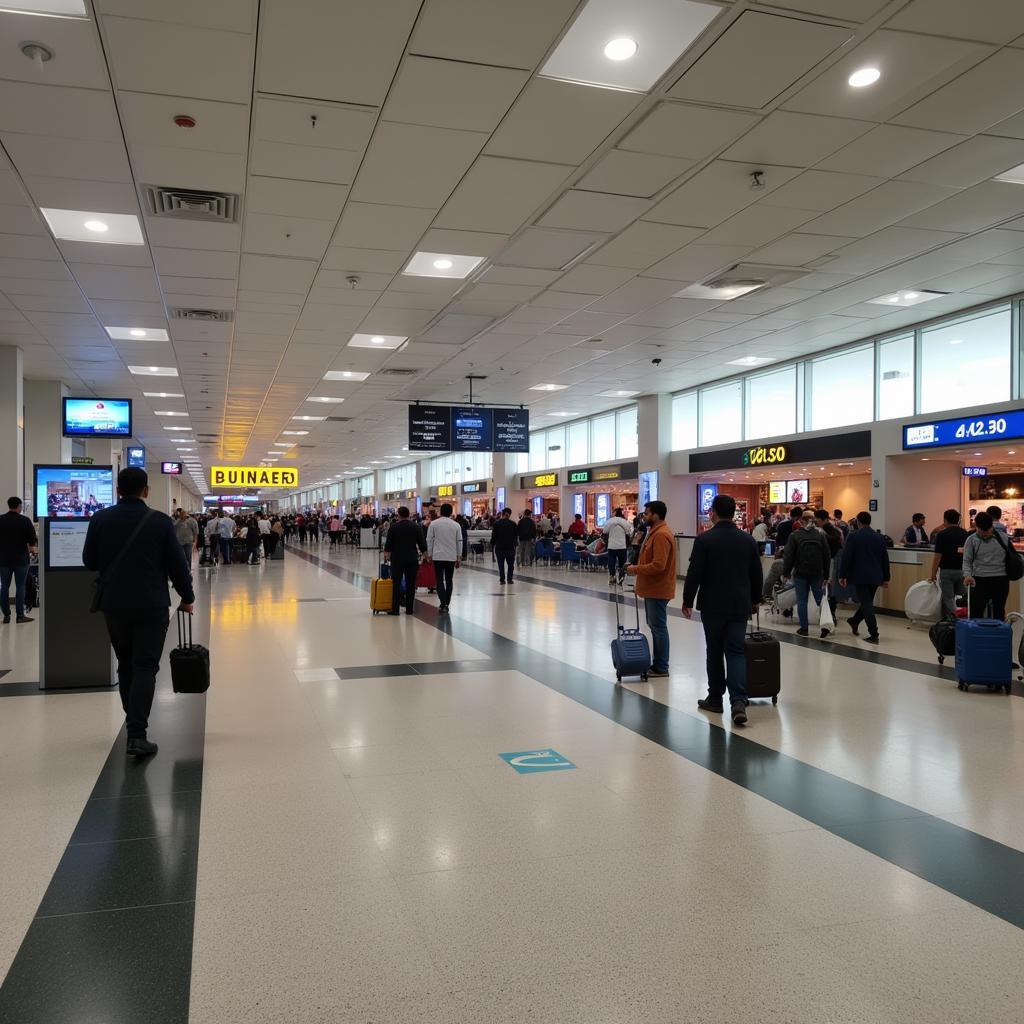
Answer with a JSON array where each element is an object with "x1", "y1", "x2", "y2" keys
[{"x1": 210, "y1": 466, "x2": 297, "y2": 488}]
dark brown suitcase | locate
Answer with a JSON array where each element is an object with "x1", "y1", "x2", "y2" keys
[{"x1": 744, "y1": 615, "x2": 781, "y2": 704}]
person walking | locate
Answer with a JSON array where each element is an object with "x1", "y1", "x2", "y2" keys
[
  {"x1": 258, "y1": 512, "x2": 273, "y2": 556},
  {"x1": 625, "y1": 500, "x2": 677, "y2": 678},
  {"x1": 82, "y1": 467, "x2": 194, "y2": 757},
  {"x1": 683, "y1": 494, "x2": 763, "y2": 728},
  {"x1": 517, "y1": 512, "x2": 537, "y2": 568},
  {"x1": 214, "y1": 511, "x2": 235, "y2": 565},
  {"x1": 929, "y1": 509, "x2": 968, "y2": 616},
  {"x1": 838, "y1": 510, "x2": 890, "y2": 644},
  {"x1": 173, "y1": 508, "x2": 198, "y2": 571},
  {"x1": 963, "y1": 510, "x2": 1013, "y2": 620},
  {"x1": 383, "y1": 506, "x2": 426, "y2": 615},
  {"x1": 603, "y1": 507, "x2": 634, "y2": 585},
  {"x1": 0, "y1": 496, "x2": 38, "y2": 624},
  {"x1": 491, "y1": 508, "x2": 519, "y2": 585},
  {"x1": 426, "y1": 503, "x2": 462, "y2": 614},
  {"x1": 782, "y1": 510, "x2": 833, "y2": 638},
  {"x1": 245, "y1": 516, "x2": 262, "y2": 564}
]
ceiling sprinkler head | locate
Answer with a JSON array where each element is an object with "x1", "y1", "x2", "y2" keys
[
  {"x1": 173, "y1": 114, "x2": 196, "y2": 128},
  {"x1": 346, "y1": 275, "x2": 360, "y2": 288},
  {"x1": 20, "y1": 41, "x2": 54, "y2": 67}
]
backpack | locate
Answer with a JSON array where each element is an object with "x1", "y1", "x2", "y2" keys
[{"x1": 794, "y1": 529, "x2": 828, "y2": 578}]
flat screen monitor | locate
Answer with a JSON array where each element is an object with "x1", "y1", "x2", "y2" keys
[
  {"x1": 785, "y1": 479, "x2": 809, "y2": 504},
  {"x1": 161, "y1": 461, "x2": 182, "y2": 475},
  {"x1": 63, "y1": 398, "x2": 132, "y2": 438},
  {"x1": 125, "y1": 445, "x2": 146, "y2": 468},
  {"x1": 33, "y1": 464, "x2": 114, "y2": 520},
  {"x1": 44, "y1": 517, "x2": 91, "y2": 571},
  {"x1": 595, "y1": 493, "x2": 611, "y2": 527},
  {"x1": 768, "y1": 480, "x2": 786, "y2": 503}
]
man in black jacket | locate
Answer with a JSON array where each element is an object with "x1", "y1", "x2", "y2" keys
[
  {"x1": 782, "y1": 511, "x2": 833, "y2": 638},
  {"x1": 491, "y1": 508, "x2": 519, "y2": 584},
  {"x1": 683, "y1": 494, "x2": 763, "y2": 727},
  {"x1": 0, "y1": 496, "x2": 38, "y2": 624},
  {"x1": 383, "y1": 505, "x2": 426, "y2": 614},
  {"x1": 83, "y1": 468, "x2": 195, "y2": 757},
  {"x1": 773, "y1": 505, "x2": 802, "y2": 550},
  {"x1": 517, "y1": 512, "x2": 537, "y2": 567}
]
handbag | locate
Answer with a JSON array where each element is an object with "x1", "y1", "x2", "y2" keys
[
  {"x1": 89, "y1": 509, "x2": 155, "y2": 612},
  {"x1": 993, "y1": 532, "x2": 1024, "y2": 582}
]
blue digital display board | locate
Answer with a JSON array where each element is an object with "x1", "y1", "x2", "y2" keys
[
  {"x1": 451, "y1": 406, "x2": 493, "y2": 452},
  {"x1": 63, "y1": 398, "x2": 132, "y2": 438},
  {"x1": 699, "y1": 483, "x2": 718, "y2": 516},
  {"x1": 595, "y1": 493, "x2": 611, "y2": 527},
  {"x1": 963, "y1": 466, "x2": 988, "y2": 477},
  {"x1": 125, "y1": 445, "x2": 146, "y2": 468},
  {"x1": 408, "y1": 404, "x2": 529, "y2": 452},
  {"x1": 903, "y1": 410, "x2": 1024, "y2": 450}
]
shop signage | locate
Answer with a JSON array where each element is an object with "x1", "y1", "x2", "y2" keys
[
  {"x1": 963, "y1": 466, "x2": 988, "y2": 477},
  {"x1": 521, "y1": 472, "x2": 558, "y2": 488},
  {"x1": 436, "y1": 484, "x2": 456, "y2": 497},
  {"x1": 210, "y1": 465, "x2": 298, "y2": 488},
  {"x1": 71, "y1": 456, "x2": 94, "y2": 465},
  {"x1": 461, "y1": 480, "x2": 487, "y2": 493},
  {"x1": 690, "y1": 432, "x2": 871, "y2": 473},
  {"x1": 532, "y1": 495, "x2": 543, "y2": 515},
  {"x1": 595, "y1": 493, "x2": 611, "y2": 526},
  {"x1": 564, "y1": 462, "x2": 638, "y2": 486},
  {"x1": 496, "y1": 486, "x2": 506, "y2": 510},
  {"x1": 569, "y1": 470, "x2": 590, "y2": 484},
  {"x1": 573, "y1": 493, "x2": 585, "y2": 517},
  {"x1": 904, "y1": 411, "x2": 1024, "y2": 450},
  {"x1": 699, "y1": 483, "x2": 718, "y2": 516}
]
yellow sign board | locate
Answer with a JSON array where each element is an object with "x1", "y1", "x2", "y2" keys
[
  {"x1": 437, "y1": 485, "x2": 455, "y2": 497},
  {"x1": 210, "y1": 466, "x2": 298, "y2": 488},
  {"x1": 532, "y1": 473, "x2": 557, "y2": 488}
]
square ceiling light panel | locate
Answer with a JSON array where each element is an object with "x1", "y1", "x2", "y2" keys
[
  {"x1": 726, "y1": 356, "x2": 774, "y2": 367},
  {"x1": 403, "y1": 251, "x2": 485, "y2": 279},
  {"x1": 41, "y1": 209, "x2": 144, "y2": 245},
  {"x1": 106, "y1": 327, "x2": 169, "y2": 341},
  {"x1": 293, "y1": 415, "x2": 327, "y2": 421},
  {"x1": 530, "y1": 383, "x2": 570, "y2": 392},
  {"x1": 307, "y1": 396, "x2": 345, "y2": 403},
  {"x1": 129, "y1": 366, "x2": 178, "y2": 376},
  {"x1": 867, "y1": 289, "x2": 947, "y2": 307},
  {"x1": 0, "y1": 1, "x2": 87, "y2": 14},
  {"x1": 144, "y1": 391, "x2": 183, "y2": 398},
  {"x1": 995, "y1": 163, "x2": 1024, "y2": 184},
  {"x1": 599, "y1": 389, "x2": 640, "y2": 397},
  {"x1": 540, "y1": 0, "x2": 721, "y2": 93},
  {"x1": 348, "y1": 333, "x2": 408, "y2": 349},
  {"x1": 323, "y1": 370, "x2": 370, "y2": 381}
]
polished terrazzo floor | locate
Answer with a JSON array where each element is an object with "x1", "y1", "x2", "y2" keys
[{"x1": 1, "y1": 540, "x2": 1022, "y2": 1022}]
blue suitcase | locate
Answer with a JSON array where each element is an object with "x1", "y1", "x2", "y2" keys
[
  {"x1": 955, "y1": 618, "x2": 1012, "y2": 694},
  {"x1": 611, "y1": 593, "x2": 651, "y2": 683}
]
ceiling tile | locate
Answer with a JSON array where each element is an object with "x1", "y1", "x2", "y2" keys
[
  {"x1": 824, "y1": 227, "x2": 962, "y2": 274},
  {"x1": 899, "y1": 135, "x2": 1024, "y2": 188},
  {"x1": 698, "y1": 204, "x2": 818, "y2": 247},
  {"x1": 22, "y1": 177, "x2": 140, "y2": 215},
  {"x1": 130, "y1": 145, "x2": 246, "y2": 193},
  {"x1": 585, "y1": 277, "x2": 684, "y2": 315},
  {"x1": 723, "y1": 111, "x2": 872, "y2": 168},
  {"x1": 760, "y1": 169, "x2": 885, "y2": 212},
  {"x1": 537, "y1": 190, "x2": 649, "y2": 233},
  {"x1": 0, "y1": 83, "x2": 120, "y2": 142},
  {"x1": 816, "y1": 124, "x2": 963, "y2": 177},
  {"x1": 587, "y1": 222, "x2": 704, "y2": 270},
  {"x1": 434, "y1": 156, "x2": 572, "y2": 234},
  {"x1": 899, "y1": 181, "x2": 1024, "y2": 233},
  {"x1": 642, "y1": 244, "x2": 754, "y2": 283},
  {"x1": 117, "y1": 92, "x2": 250, "y2": 154},
  {"x1": 332, "y1": 203, "x2": 435, "y2": 250},
  {"x1": 417, "y1": 228, "x2": 508, "y2": 258},
  {"x1": 893, "y1": 49, "x2": 1024, "y2": 134},
  {"x1": 800, "y1": 180, "x2": 959, "y2": 237},
  {"x1": 619, "y1": 101, "x2": 759, "y2": 161},
  {"x1": 258, "y1": 0, "x2": 421, "y2": 106},
  {"x1": 496, "y1": 228, "x2": 605, "y2": 270},
  {"x1": 383, "y1": 56, "x2": 529, "y2": 133},
  {"x1": 154, "y1": 247, "x2": 239, "y2": 279},
  {"x1": 245, "y1": 176, "x2": 349, "y2": 222},
  {"x1": 249, "y1": 140, "x2": 359, "y2": 186},
  {"x1": 242, "y1": 213, "x2": 334, "y2": 259},
  {"x1": 350, "y1": 122, "x2": 486, "y2": 207},
  {"x1": 551, "y1": 264, "x2": 636, "y2": 296},
  {"x1": 748, "y1": 233, "x2": 855, "y2": 265},
  {"x1": 2, "y1": 134, "x2": 131, "y2": 183},
  {"x1": 577, "y1": 150, "x2": 692, "y2": 199},
  {"x1": 758, "y1": 0, "x2": 888, "y2": 18},
  {"x1": 0, "y1": 12, "x2": 109, "y2": 89},
  {"x1": 886, "y1": 0, "x2": 1024, "y2": 45},
  {"x1": 70, "y1": 264, "x2": 162, "y2": 302},
  {"x1": 486, "y1": 78, "x2": 640, "y2": 165},
  {"x1": 321, "y1": 247, "x2": 407, "y2": 274},
  {"x1": 97, "y1": 0, "x2": 257, "y2": 33},
  {"x1": 668, "y1": 12, "x2": 851, "y2": 109}
]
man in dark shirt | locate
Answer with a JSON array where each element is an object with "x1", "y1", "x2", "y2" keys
[
  {"x1": 0, "y1": 496, "x2": 38, "y2": 624},
  {"x1": 929, "y1": 509, "x2": 969, "y2": 617},
  {"x1": 382, "y1": 505, "x2": 426, "y2": 615},
  {"x1": 773, "y1": 506, "x2": 802, "y2": 550},
  {"x1": 490, "y1": 507, "x2": 519, "y2": 585},
  {"x1": 83, "y1": 468, "x2": 195, "y2": 757}
]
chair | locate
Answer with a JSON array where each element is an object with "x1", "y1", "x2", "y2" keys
[
  {"x1": 588, "y1": 550, "x2": 608, "y2": 573},
  {"x1": 535, "y1": 539, "x2": 549, "y2": 565},
  {"x1": 560, "y1": 542, "x2": 583, "y2": 571}
]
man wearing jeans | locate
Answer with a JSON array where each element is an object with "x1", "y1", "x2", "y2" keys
[
  {"x1": 782, "y1": 510, "x2": 833, "y2": 639},
  {"x1": 0, "y1": 497, "x2": 38, "y2": 624},
  {"x1": 603, "y1": 507, "x2": 633, "y2": 585},
  {"x1": 929, "y1": 509, "x2": 968, "y2": 616},
  {"x1": 625, "y1": 500, "x2": 677, "y2": 678},
  {"x1": 683, "y1": 494, "x2": 763, "y2": 728}
]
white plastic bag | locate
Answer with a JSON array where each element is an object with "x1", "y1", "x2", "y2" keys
[
  {"x1": 905, "y1": 580, "x2": 941, "y2": 623},
  {"x1": 818, "y1": 587, "x2": 835, "y2": 631}
]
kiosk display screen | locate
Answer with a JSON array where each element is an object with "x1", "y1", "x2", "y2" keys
[
  {"x1": 63, "y1": 398, "x2": 132, "y2": 438},
  {"x1": 45, "y1": 518, "x2": 91, "y2": 570},
  {"x1": 161, "y1": 461, "x2": 182, "y2": 475},
  {"x1": 34, "y1": 465, "x2": 114, "y2": 519},
  {"x1": 785, "y1": 479, "x2": 809, "y2": 503}
]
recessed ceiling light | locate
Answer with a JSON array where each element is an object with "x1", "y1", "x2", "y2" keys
[
  {"x1": 129, "y1": 365, "x2": 178, "y2": 376},
  {"x1": 177, "y1": 448, "x2": 194, "y2": 452},
  {"x1": 292, "y1": 415, "x2": 326, "y2": 421},
  {"x1": 41, "y1": 208, "x2": 144, "y2": 245},
  {"x1": 530, "y1": 383, "x2": 569, "y2": 392},
  {"x1": 273, "y1": 441, "x2": 294, "y2": 447},
  {"x1": 106, "y1": 326, "x2": 170, "y2": 341},
  {"x1": 541, "y1": 0, "x2": 719, "y2": 92},
  {"x1": 547, "y1": 411, "x2": 579, "y2": 417},
  {"x1": 164, "y1": 426, "x2": 191, "y2": 432},
  {"x1": 0, "y1": 1, "x2": 88, "y2": 15},
  {"x1": 143, "y1": 391, "x2": 183, "y2": 398},
  {"x1": 154, "y1": 411, "x2": 188, "y2": 416},
  {"x1": 347, "y1": 333, "x2": 407, "y2": 350},
  {"x1": 726, "y1": 356, "x2": 774, "y2": 367},
  {"x1": 281, "y1": 430, "x2": 309, "y2": 436},
  {"x1": 867, "y1": 289, "x2": 946, "y2": 307},
  {"x1": 307, "y1": 396, "x2": 344, "y2": 403},
  {"x1": 848, "y1": 66, "x2": 881, "y2": 88},
  {"x1": 598, "y1": 389, "x2": 640, "y2": 398},
  {"x1": 403, "y1": 251, "x2": 484, "y2": 279},
  {"x1": 603, "y1": 37, "x2": 637, "y2": 61},
  {"x1": 323, "y1": 370, "x2": 370, "y2": 382}
]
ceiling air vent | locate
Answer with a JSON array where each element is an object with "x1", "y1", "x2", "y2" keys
[
  {"x1": 170, "y1": 308, "x2": 234, "y2": 323},
  {"x1": 677, "y1": 263, "x2": 809, "y2": 301},
  {"x1": 375, "y1": 367, "x2": 419, "y2": 378},
  {"x1": 326, "y1": 416, "x2": 352, "y2": 422},
  {"x1": 143, "y1": 186, "x2": 240, "y2": 223}
]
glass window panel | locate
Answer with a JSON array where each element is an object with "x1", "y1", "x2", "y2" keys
[
  {"x1": 567, "y1": 420, "x2": 589, "y2": 465},
  {"x1": 744, "y1": 367, "x2": 795, "y2": 440},
  {"x1": 515, "y1": 451, "x2": 528, "y2": 474},
  {"x1": 877, "y1": 334, "x2": 915, "y2": 420},
  {"x1": 528, "y1": 431, "x2": 546, "y2": 470},
  {"x1": 591, "y1": 413, "x2": 616, "y2": 462},
  {"x1": 699, "y1": 381, "x2": 742, "y2": 446},
  {"x1": 545, "y1": 426, "x2": 565, "y2": 469},
  {"x1": 672, "y1": 392, "x2": 698, "y2": 451},
  {"x1": 920, "y1": 307, "x2": 1011, "y2": 414},
  {"x1": 616, "y1": 406, "x2": 638, "y2": 458},
  {"x1": 809, "y1": 345, "x2": 874, "y2": 430}
]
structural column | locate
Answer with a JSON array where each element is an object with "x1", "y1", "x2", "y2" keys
[
  {"x1": 0, "y1": 346, "x2": 24, "y2": 504},
  {"x1": 23, "y1": 380, "x2": 71, "y2": 517}
]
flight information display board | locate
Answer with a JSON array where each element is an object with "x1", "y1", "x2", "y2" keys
[
  {"x1": 903, "y1": 410, "x2": 1024, "y2": 450},
  {"x1": 408, "y1": 405, "x2": 529, "y2": 452}
]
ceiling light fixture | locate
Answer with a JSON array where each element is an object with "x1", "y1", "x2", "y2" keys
[
  {"x1": 867, "y1": 289, "x2": 946, "y2": 308},
  {"x1": 107, "y1": 326, "x2": 170, "y2": 341},
  {"x1": 530, "y1": 383, "x2": 569, "y2": 392},
  {"x1": 307, "y1": 396, "x2": 344, "y2": 403},
  {"x1": 129, "y1": 366, "x2": 178, "y2": 376},
  {"x1": 292, "y1": 415, "x2": 326, "y2": 421},
  {"x1": 323, "y1": 370, "x2": 370, "y2": 382},
  {"x1": 848, "y1": 66, "x2": 881, "y2": 88},
  {"x1": 84, "y1": 219, "x2": 108, "y2": 233},
  {"x1": 603, "y1": 36, "x2": 638, "y2": 61},
  {"x1": 154, "y1": 411, "x2": 188, "y2": 416},
  {"x1": 598, "y1": 389, "x2": 640, "y2": 398},
  {"x1": 994, "y1": 162, "x2": 1024, "y2": 185},
  {"x1": 143, "y1": 391, "x2": 183, "y2": 398},
  {"x1": 281, "y1": 430, "x2": 309, "y2": 436},
  {"x1": 726, "y1": 356, "x2": 774, "y2": 367},
  {"x1": 403, "y1": 251, "x2": 484, "y2": 279},
  {"x1": 41, "y1": 208, "x2": 144, "y2": 245},
  {"x1": 1, "y1": 1, "x2": 88, "y2": 16}
]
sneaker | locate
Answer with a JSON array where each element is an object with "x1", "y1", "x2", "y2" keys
[
  {"x1": 848, "y1": 619, "x2": 860, "y2": 636},
  {"x1": 820, "y1": 628, "x2": 831, "y2": 639},
  {"x1": 16, "y1": 615, "x2": 33, "y2": 624},
  {"x1": 697, "y1": 698, "x2": 724, "y2": 714},
  {"x1": 648, "y1": 669, "x2": 670, "y2": 677},
  {"x1": 499, "y1": 579, "x2": 506, "y2": 585},
  {"x1": 732, "y1": 703, "x2": 748, "y2": 727},
  {"x1": 508, "y1": 579, "x2": 514, "y2": 585},
  {"x1": 864, "y1": 634, "x2": 880, "y2": 645},
  {"x1": 1, "y1": 615, "x2": 9, "y2": 624},
  {"x1": 796, "y1": 627, "x2": 809, "y2": 637},
  {"x1": 126, "y1": 737, "x2": 158, "y2": 757}
]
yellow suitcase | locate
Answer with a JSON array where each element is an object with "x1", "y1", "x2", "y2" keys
[{"x1": 370, "y1": 577, "x2": 393, "y2": 614}]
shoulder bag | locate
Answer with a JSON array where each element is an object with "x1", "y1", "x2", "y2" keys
[
  {"x1": 89, "y1": 509, "x2": 155, "y2": 612},
  {"x1": 993, "y1": 531, "x2": 1024, "y2": 582}
]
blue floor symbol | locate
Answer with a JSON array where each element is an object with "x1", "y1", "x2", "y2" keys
[{"x1": 499, "y1": 749, "x2": 576, "y2": 774}]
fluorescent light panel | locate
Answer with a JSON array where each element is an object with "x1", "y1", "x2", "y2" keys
[
  {"x1": 675, "y1": 281, "x2": 766, "y2": 301},
  {"x1": 144, "y1": 391, "x2": 183, "y2": 398},
  {"x1": 995, "y1": 162, "x2": 1024, "y2": 184},
  {"x1": 347, "y1": 333, "x2": 407, "y2": 350},
  {"x1": 540, "y1": 0, "x2": 720, "y2": 93},
  {"x1": 530, "y1": 383, "x2": 569, "y2": 392},
  {"x1": 0, "y1": 1, "x2": 87, "y2": 16},
  {"x1": 129, "y1": 366, "x2": 178, "y2": 376},
  {"x1": 106, "y1": 326, "x2": 169, "y2": 341},
  {"x1": 867, "y1": 289, "x2": 946, "y2": 308},
  {"x1": 323, "y1": 370, "x2": 370, "y2": 382},
  {"x1": 307, "y1": 396, "x2": 345, "y2": 403},
  {"x1": 598, "y1": 389, "x2": 640, "y2": 398},
  {"x1": 40, "y1": 208, "x2": 144, "y2": 245},
  {"x1": 402, "y1": 251, "x2": 484, "y2": 279},
  {"x1": 727, "y1": 356, "x2": 774, "y2": 367}
]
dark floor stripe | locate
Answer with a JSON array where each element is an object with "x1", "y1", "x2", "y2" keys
[
  {"x1": 0, "y1": 681, "x2": 117, "y2": 698},
  {"x1": 0, "y1": 611, "x2": 209, "y2": 1022},
  {"x1": 332, "y1": 659, "x2": 499, "y2": 680},
  {"x1": 290, "y1": 544, "x2": 1024, "y2": 932}
]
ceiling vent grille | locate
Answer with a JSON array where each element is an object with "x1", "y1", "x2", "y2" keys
[
  {"x1": 143, "y1": 186, "x2": 240, "y2": 223},
  {"x1": 170, "y1": 308, "x2": 234, "y2": 323},
  {"x1": 326, "y1": 416, "x2": 352, "y2": 422},
  {"x1": 375, "y1": 367, "x2": 419, "y2": 378}
]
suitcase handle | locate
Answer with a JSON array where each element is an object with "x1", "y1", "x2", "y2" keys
[{"x1": 177, "y1": 608, "x2": 193, "y2": 649}]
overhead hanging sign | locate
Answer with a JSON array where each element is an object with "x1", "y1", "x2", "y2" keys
[
  {"x1": 903, "y1": 411, "x2": 1024, "y2": 450},
  {"x1": 210, "y1": 466, "x2": 298, "y2": 488},
  {"x1": 408, "y1": 404, "x2": 529, "y2": 452}
]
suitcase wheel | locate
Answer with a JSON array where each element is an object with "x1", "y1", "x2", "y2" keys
[
  {"x1": 957, "y1": 680, "x2": 966, "y2": 691},
  {"x1": 641, "y1": 673, "x2": 648, "y2": 682},
  {"x1": 937, "y1": 654, "x2": 944, "y2": 664},
  {"x1": 772, "y1": 696, "x2": 778, "y2": 705}
]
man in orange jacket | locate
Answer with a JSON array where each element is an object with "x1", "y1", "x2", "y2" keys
[{"x1": 625, "y1": 500, "x2": 677, "y2": 677}]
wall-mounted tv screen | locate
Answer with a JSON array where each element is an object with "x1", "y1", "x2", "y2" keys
[
  {"x1": 34, "y1": 464, "x2": 114, "y2": 520},
  {"x1": 63, "y1": 398, "x2": 132, "y2": 438},
  {"x1": 161, "y1": 461, "x2": 182, "y2": 475}
]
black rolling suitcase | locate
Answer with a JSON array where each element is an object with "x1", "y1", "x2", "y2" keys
[
  {"x1": 745, "y1": 612, "x2": 781, "y2": 704},
  {"x1": 929, "y1": 617, "x2": 957, "y2": 664},
  {"x1": 25, "y1": 563, "x2": 39, "y2": 610},
  {"x1": 169, "y1": 610, "x2": 210, "y2": 694},
  {"x1": 610, "y1": 592, "x2": 652, "y2": 683}
]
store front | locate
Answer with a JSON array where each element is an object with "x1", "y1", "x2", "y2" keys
[
  {"x1": 381, "y1": 489, "x2": 417, "y2": 515},
  {"x1": 518, "y1": 471, "x2": 560, "y2": 519},
  {"x1": 460, "y1": 479, "x2": 493, "y2": 520},
  {"x1": 564, "y1": 460, "x2": 639, "y2": 529},
  {"x1": 688, "y1": 432, "x2": 873, "y2": 534}
]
